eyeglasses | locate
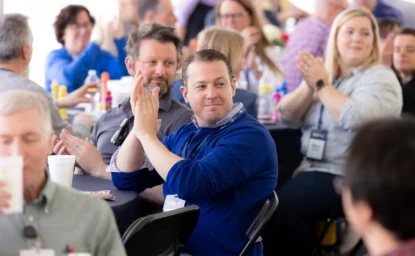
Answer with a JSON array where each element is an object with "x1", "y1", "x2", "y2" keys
[
  {"x1": 219, "y1": 12, "x2": 249, "y2": 21},
  {"x1": 111, "y1": 116, "x2": 135, "y2": 147},
  {"x1": 68, "y1": 22, "x2": 93, "y2": 30}
]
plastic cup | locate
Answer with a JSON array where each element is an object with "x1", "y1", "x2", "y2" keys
[
  {"x1": 0, "y1": 156, "x2": 23, "y2": 214},
  {"x1": 47, "y1": 155, "x2": 75, "y2": 187}
]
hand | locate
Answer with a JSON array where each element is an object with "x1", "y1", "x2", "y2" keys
[
  {"x1": 242, "y1": 26, "x2": 262, "y2": 50},
  {"x1": 53, "y1": 129, "x2": 71, "y2": 155},
  {"x1": 60, "y1": 133, "x2": 107, "y2": 178},
  {"x1": 0, "y1": 180, "x2": 11, "y2": 215},
  {"x1": 73, "y1": 113, "x2": 95, "y2": 127},
  {"x1": 56, "y1": 83, "x2": 98, "y2": 108},
  {"x1": 246, "y1": 45, "x2": 262, "y2": 75},
  {"x1": 130, "y1": 72, "x2": 161, "y2": 139},
  {"x1": 381, "y1": 32, "x2": 395, "y2": 67},
  {"x1": 296, "y1": 51, "x2": 329, "y2": 91}
]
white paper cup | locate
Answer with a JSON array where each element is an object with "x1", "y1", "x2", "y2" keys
[
  {"x1": 0, "y1": 156, "x2": 23, "y2": 214},
  {"x1": 48, "y1": 155, "x2": 75, "y2": 187}
]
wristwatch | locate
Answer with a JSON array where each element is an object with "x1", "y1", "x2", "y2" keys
[{"x1": 316, "y1": 79, "x2": 325, "y2": 91}]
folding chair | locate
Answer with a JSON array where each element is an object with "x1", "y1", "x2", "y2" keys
[
  {"x1": 240, "y1": 191, "x2": 279, "y2": 256},
  {"x1": 122, "y1": 205, "x2": 200, "y2": 256}
]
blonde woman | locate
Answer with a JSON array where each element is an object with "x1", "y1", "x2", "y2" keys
[
  {"x1": 216, "y1": 0, "x2": 282, "y2": 93},
  {"x1": 262, "y1": 8, "x2": 402, "y2": 255},
  {"x1": 173, "y1": 26, "x2": 258, "y2": 117}
]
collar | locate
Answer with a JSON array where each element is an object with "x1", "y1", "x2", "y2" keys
[
  {"x1": 121, "y1": 87, "x2": 173, "y2": 115},
  {"x1": 30, "y1": 174, "x2": 57, "y2": 212},
  {"x1": 191, "y1": 102, "x2": 244, "y2": 128}
]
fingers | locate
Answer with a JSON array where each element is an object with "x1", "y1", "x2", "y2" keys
[
  {"x1": 152, "y1": 87, "x2": 160, "y2": 111},
  {"x1": 131, "y1": 72, "x2": 144, "y2": 111},
  {"x1": 53, "y1": 140, "x2": 65, "y2": 155},
  {"x1": 157, "y1": 119, "x2": 162, "y2": 132},
  {"x1": 51, "y1": 134, "x2": 58, "y2": 148},
  {"x1": 61, "y1": 134, "x2": 85, "y2": 156}
]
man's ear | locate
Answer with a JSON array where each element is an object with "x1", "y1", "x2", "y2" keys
[
  {"x1": 22, "y1": 44, "x2": 31, "y2": 60},
  {"x1": 180, "y1": 85, "x2": 189, "y2": 104},
  {"x1": 125, "y1": 57, "x2": 135, "y2": 76},
  {"x1": 231, "y1": 77, "x2": 237, "y2": 97}
]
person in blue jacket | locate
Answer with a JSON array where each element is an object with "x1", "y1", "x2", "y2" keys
[
  {"x1": 45, "y1": 5, "x2": 125, "y2": 93},
  {"x1": 110, "y1": 49, "x2": 278, "y2": 256}
]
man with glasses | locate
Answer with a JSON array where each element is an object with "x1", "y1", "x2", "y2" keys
[{"x1": 0, "y1": 90, "x2": 126, "y2": 256}]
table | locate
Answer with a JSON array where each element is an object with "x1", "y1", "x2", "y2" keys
[{"x1": 72, "y1": 174, "x2": 140, "y2": 236}]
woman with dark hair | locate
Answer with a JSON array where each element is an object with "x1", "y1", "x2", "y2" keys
[
  {"x1": 45, "y1": 5, "x2": 124, "y2": 93},
  {"x1": 393, "y1": 28, "x2": 415, "y2": 115}
]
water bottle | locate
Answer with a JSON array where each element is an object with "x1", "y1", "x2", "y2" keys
[
  {"x1": 272, "y1": 80, "x2": 288, "y2": 123},
  {"x1": 84, "y1": 70, "x2": 101, "y2": 114},
  {"x1": 257, "y1": 69, "x2": 275, "y2": 124}
]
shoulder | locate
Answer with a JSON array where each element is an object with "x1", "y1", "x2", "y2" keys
[
  {"x1": 223, "y1": 113, "x2": 271, "y2": 142},
  {"x1": 54, "y1": 185, "x2": 113, "y2": 216},
  {"x1": 46, "y1": 47, "x2": 68, "y2": 61},
  {"x1": 361, "y1": 65, "x2": 399, "y2": 84}
]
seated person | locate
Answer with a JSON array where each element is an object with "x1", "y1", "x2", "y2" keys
[
  {"x1": 54, "y1": 24, "x2": 192, "y2": 190},
  {"x1": 0, "y1": 13, "x2": 94, "y2": 138},
  {"x1": 45, "y1": 5, "x2": 125, "y2": 93},
  {"x1": 393, "y1": 28, "x2": 415, "y2": 115},
  {"x1": 262, "y1": 8, "x2": 402, "y2": 255},
  {"x1": 341, "y1": 117, "x2": 415, "y2": 255},
  {"x1": 216, "y1": 0, "x2": 283, "y2": 93},
  {"x1": 378, "y1": 18, "x2": 401, "y2": 67},
  {"x1": 110, "y1": 49, "x2": 278, "y2": 255},
  {"x1": 0, "y1": 90, "x2": 125, "y2": 256},
  {"x1": 353, "y1": 0, "x2": 404, "y2": 24},
  {"x1": 172, "y1": 26, "x2": 258, "y2": 118}
]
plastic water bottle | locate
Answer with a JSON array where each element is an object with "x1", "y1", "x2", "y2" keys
[
  {"x1": 272, "y1": 81, "x2": 288, "y2": 122},
  {"x1": 257, "y1": 69, "x2": 276, "y2": 124},
  {"x1": 84, "y1": 70, "x2": 101, "y2": 114}
]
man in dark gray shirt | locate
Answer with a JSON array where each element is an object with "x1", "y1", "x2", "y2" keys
[
  {"x1": 0, "y1": 14, "x2": 95, "y2": 139},
  {"x1": 54, "y1": 24, "x2": 193, "y2": 193}
]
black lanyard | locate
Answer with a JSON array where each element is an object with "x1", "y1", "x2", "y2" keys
[{"x1": 181, "y1": 109, "x2": 244, "y2": 159}]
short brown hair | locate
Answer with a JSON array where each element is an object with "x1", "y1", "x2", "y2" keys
[
  {"x1": 53, "y1": 5, "x2": 95, "y2": 45},
  {"x1": 378, "y1": 18, "x2": 401, "y2": 39},
  {"x1": 182, "y1": 49, "x2": 233, "y2": 87},
  {"x1": 125, "y1": 23, "x2": 183, "y2": 63}
]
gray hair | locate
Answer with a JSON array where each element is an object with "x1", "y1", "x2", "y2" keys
[
  {"x1": 0, "y1": 13, "x2": 32, "y2": 63},
  {"x1": 138, "y1": 0, "x2": 160, "y2": 21},
  {"x1": 0, "y1": 90, "x2": 52, "y2": 135}
]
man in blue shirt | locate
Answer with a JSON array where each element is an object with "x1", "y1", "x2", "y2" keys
[
  {"x1": 353, "y1": 0, "x2": 404, "y2": 24},
  {"x1": 110, "y1": 49, "x2": 278, "y2": 255}
]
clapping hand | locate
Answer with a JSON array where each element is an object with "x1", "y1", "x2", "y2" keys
[
  {"x1": 130, "y1": 71, "x2": 161, "y2": 140},
  {"x1": 296, "y1": 51, "x2": 329, "y2": 91}
]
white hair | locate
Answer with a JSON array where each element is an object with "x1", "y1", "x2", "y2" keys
[{"x1": 0, "y1": 90, "x2": 52, "y2": 135}]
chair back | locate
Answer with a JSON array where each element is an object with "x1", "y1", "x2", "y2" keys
[
  {"x1": 240, "y1": 191, "x2": 279, "y2": 256},
  {"x1": 122, "y1": 205, "x2": 200, "y2": 256}
]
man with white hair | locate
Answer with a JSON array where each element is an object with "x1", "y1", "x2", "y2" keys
[
  {"x1": 281, "y1": 0, "x2": 348, "y2": 92},
  {"x1": 0, "y1": 90, "x2": 126, "y2": 256},
  {"x1": 0, "y1": 13, "x2": 94, "y2": 138}
]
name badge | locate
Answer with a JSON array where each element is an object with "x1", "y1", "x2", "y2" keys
[
  {"x1": 306, "y1": 129, "x2": 328, "y2": 161},
  {"x1": 163, "y1": 194, "x2": 186, "y2": 212},
  {"x1": 20, "y1": 249, "x2": 55, "y2": 256}
]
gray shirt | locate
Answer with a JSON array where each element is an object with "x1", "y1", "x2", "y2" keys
[
  {"x1": 91, "y1": 88, "x2": 193, "y2": 164},
  {"x1": 0, "y1": 69, "x2": 91, "y2": 138},
  {"x1": 0, "y1": 177, "x2": 126, "y2": 256},
  {"x1": 280, "y1": 65, "x2": 403, "y2": 176}
]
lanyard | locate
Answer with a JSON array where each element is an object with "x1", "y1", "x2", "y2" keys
[
  {"x1": 317, "y1": 75, "x2": 350, "y2": 129},
  {"x1": 181, "y1": 109, "x2": 244, "y2": 159}
]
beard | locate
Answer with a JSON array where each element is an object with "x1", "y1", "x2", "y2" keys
[{"x1": 144, "y1": 74, "x2": 171, "y2": 97}]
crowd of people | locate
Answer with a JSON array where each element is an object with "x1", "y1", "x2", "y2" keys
[{"x1": 0, "y1": 0, "x2": 414, "y2": 255}]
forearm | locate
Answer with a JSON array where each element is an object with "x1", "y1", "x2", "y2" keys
[
  {"x1": 140, "y1": 134, "x2": 183, "y2": 180},
  {"x1": 318, "y1": 84, "x2": 349, "y2": 123},
  {"x1": 139, "y1": 185, "x2": 164, "y2": 205},
  {"x1": 116, "y1": 131, "x2": 145, "y2": 172},
  {"x1": 280, "y1": 83, "x2": 314, "y2": 120}
]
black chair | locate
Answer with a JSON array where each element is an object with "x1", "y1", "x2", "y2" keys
[
  {"x1": 122, "y1": 205, "x2": 200, "y2": 256},
  {"x1": 240, "y1": 191, "x2": 279, "y2": 256}
]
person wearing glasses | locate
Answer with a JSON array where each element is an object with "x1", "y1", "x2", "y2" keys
[
  {"x1": 0, "y1": 90, "x2": 126, "y2": 256},
  {"x1": 215, "y1": 0, "x2": 282, "y2": 94},
  {"x1": 45, "y1": 5, "x2": 125, "y2": 93}
]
